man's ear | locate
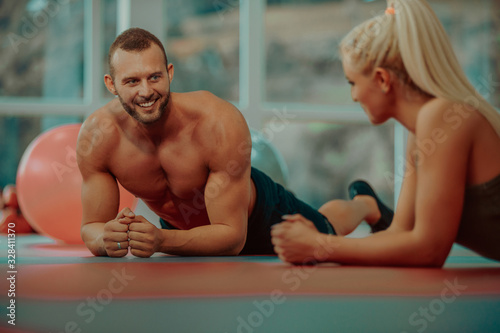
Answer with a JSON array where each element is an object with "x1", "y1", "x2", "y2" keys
[
  {"x1": 104, "y1": 74, "x2": 117, "y2": 96},
  {"x1": 167, "y1": 63, "x2": 174, "y2": 83},
  {"x1": 374, "y1": 67, "x2": 392, "y2": 94}
]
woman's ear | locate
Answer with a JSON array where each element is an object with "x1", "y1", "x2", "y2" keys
[{"x1": 374, "y1": 67, "x2": 392, "y2": 94}]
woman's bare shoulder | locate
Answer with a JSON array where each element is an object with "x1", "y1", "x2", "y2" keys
[{"x1": 416, "y1": 98, "x2": 482, "y2": 139}]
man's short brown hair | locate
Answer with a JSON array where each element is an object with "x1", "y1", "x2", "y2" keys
[{"x1": 108, "y1": 28, "x2": 168, "y2": 79}]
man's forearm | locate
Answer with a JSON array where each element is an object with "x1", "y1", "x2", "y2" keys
[
  {"x1": 158, "y1": 224, "x2": 245, "y2": 256},
  {"x1": 81, "y1": 223, "x2": 107, "y2": 256}
]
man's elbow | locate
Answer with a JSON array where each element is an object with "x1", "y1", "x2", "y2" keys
[
  {"x1": 223, "y1": 241, "x2": 245, "y2": 256},
  {"x1": 81, "y1": 227, "x2": 107, "y2": 257},
  {"x1": 220, "y1": 233, "x2": 246, "y2": 256},
  {"x1": 83, "y1": 240, "x2": 107, "y2": 257},
  {"x1": 82, "y1": 236, "x2": 106, "y2": 257},
  {"x1": 222, "y1": 248, "x2": 242, "y2": 256},
  {"x1": 88, "y1": 247, "x2": 106, "y2": 257}
]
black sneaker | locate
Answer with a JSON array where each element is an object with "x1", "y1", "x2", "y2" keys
[{"x1": 347, "y1": 180, "x2": 394, "y2": 233}]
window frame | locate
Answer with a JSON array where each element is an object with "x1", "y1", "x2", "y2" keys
[
  {"x1": 0, "y1": 0, "x2": 103, "y2": 116},
  {"x1": 0, "y1": 0, "x2": 410, "y2": 205}
]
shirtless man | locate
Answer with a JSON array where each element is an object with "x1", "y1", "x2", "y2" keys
[{"x1": 77, "y1": 28, "x2": 347, "y2": 258}]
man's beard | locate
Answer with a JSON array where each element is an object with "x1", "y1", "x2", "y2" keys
[{"x1": 118, "y1": 91, "x2": 170, "y2": 125}]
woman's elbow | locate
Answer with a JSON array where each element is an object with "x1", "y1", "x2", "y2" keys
[
  {"x1": 415, "y1": 241, "x2": 450, "y2": 268},
  {"x1": 421, "y1": 254, "x2": 447, "y2": 268}
]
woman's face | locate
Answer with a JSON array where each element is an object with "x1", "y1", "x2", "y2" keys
[{"x1": 342, "y1": 59, "x2": 391, "y2": 125}]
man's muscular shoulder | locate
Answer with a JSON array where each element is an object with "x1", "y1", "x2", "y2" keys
[
  {"x1": 182, "y1": 91, "x2": 251, "y2": 170},
  {"x1": 183, "y1": 91, "x2": 250, "y2": 146},
  {"x1": 77, "y1": 99, "x2": 123, "y2": 171}
]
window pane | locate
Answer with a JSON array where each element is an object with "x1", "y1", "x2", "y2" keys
[
  {"x1": 164, "y1": 0, "x2": 239, "y2": 101},
  {"x1": 101, "y1": 0, "x2": 117, "y2": 98},
  {"x1": 0, "y1": 115, "x2": 84, "y2": 188},
  {"x1": 432, "y1": 0, "x2": 500, "y2": 109},
  {"x1": 0, "y1": 0, "x2": 85, "y2": 99},
  {"x1": 265, "y1": 0, "x2": 373, "y2": 105},
  {"x1": 262, "y1": 121, "x2": 395, "y2": 210},
  {"x1": 265, "y1": 0, "x2": 500, "y2": 108}
]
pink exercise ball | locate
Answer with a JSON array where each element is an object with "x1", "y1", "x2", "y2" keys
[{"x1": 16, "y1": 124, "x2": 137, "y2": 244}]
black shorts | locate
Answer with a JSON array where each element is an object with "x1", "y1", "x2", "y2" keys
[{"x1": 160, "y1": 167, "x2": 336, "y2": 255}]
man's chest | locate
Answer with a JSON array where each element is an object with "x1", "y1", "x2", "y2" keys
[{"x1": 108, "y1": 143, "x2": 210, "y2": 202}]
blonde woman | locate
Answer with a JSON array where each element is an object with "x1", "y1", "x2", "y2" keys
[{"x1": 271, "y1": 0, "x2": 500, "y2": 266}]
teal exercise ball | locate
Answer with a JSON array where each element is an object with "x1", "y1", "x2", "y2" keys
[{"x1": 250, "y1": 129, "x2": 289, "y2": 187}]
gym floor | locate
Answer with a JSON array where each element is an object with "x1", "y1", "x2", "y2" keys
[{"x1": 1, "y1": 225, "x2": 500, "y2": 333}]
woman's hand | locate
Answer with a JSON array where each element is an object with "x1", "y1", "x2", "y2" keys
[{"x1": 271, "y1": 214, "x2": 337, "y2": 265}]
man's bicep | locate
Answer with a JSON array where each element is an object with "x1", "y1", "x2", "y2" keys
[
  {"x1": 205, "y1": 165, "x2": 251, "y2": 222},
  {"x1": 205, "y1": 119, "x2": 252, "y2": 226},
  {"x1": 81, "y1": 170, "x2": 121, "y2": 225},
  {"x1": 203, "y1": 166, "x2": 251, "y2": 254},
  {"x1": 201, "y1": 101, "x2": 253, "y2": 249}
]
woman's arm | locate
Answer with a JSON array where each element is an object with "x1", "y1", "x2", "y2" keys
[{"x1": 272, "y1": 100, "x2": 472, "y2": 267}]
